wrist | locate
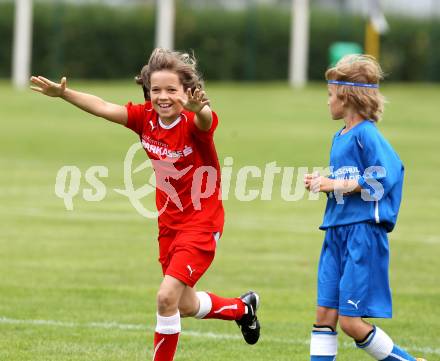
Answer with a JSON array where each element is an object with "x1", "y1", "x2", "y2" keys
[
  {"x1": 333, "y1": 179, "x2": 360, "y2": 195},
  {"x1": 195, "y1": 104, "x2": 208, "y2": 114},
  {"x1": 60, "y1": 88, "x2": 69, "y2": 99},
  {"x1": 323, "y1": 178, "x2": 335, "y2": 193}
]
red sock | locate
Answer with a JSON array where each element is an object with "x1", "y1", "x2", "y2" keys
[
  {"x1": 202, "y1": 292, "x2": 246, "y2": 320},
  {"x1": 153, "y1": 312, "x2": 180, "y2": 361},
  {"x1": 153, "y1": 332, "x2": 179, "y2": 361}
]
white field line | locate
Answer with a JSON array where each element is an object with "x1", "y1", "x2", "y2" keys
[{"x1": 1, "y1": 316, "x2": 439, "y2": 356}]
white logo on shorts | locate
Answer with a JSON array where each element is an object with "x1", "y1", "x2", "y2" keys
[
  {"x1": 187, "y1": 265, "x2": 196, "y2": 278},
  {"x1": 347, "y1": 299, "x2": 361, "y2": 309}
]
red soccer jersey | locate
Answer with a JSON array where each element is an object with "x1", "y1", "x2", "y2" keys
[{"x1": 125, "y1": 101, "x2": 224, "y2": 233}]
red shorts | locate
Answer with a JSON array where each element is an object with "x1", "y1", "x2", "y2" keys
[{"x1": 158, "y1": 227, "x2": 221, "y2": 287}]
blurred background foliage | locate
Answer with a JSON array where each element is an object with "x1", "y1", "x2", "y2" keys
[{"x1": 1, "y1": 1, "x2": 439, "y2": 81}]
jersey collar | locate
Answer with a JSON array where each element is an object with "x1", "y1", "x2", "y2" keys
[{"x1": 158, "y1": 116, "x2": 181, "y2": 130}]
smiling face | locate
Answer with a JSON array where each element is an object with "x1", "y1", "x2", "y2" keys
[
  {"x1": 327, "y1": 85, "x2": 345, "y2": 120},
  {"x1": 150, "y1": 70, "x2": 186, "y2": 124}
]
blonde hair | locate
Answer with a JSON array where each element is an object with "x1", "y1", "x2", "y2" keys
[
  {"x1": 325, "y1": 54, "x2": 385, "y2": 122},
  {"x1": 135, "y1": 48, "x2": 203, "y2": 100}
]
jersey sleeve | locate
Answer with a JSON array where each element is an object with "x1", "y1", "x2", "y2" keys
[
  {"x1": 356, "y1": 126, "x2": 404, "y2": 200},
  {"x1": 188, "y1": 110, "x2": 219, "y2": 141},
  {"x1": 125, "y1": 102, "x2": 146, "y2": 136}
]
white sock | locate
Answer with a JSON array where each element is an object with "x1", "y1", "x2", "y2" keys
[
  {"x1": 155, "y1": 311, "x2": 181, "y2": 334},
  {"x1": 310, "y1": 328, "x2": 338, "y2": 357},
  {"x1": 194, "y1": 291, "x2": 212, "y2": 319},
  {"x1": 356, "y1": 326, "x2": 394, "y2": 360}
]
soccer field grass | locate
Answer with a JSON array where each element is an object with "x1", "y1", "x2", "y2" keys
[{"x1": 0, "y1": 80, "x2": 439, "y2": 360}]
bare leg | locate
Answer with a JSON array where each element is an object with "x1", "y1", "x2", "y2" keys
[
  {"x1": 316, "y1": 306, "x2": 339, "y2": 329},
  {"x1": 156, "y1": 275, "x2": 187, "y2": 316},
  {"x1": 178, "y1": 285, "x2": 199, "y2": 317},
  {"x1": 338, "y1": 316, "x2": 373, "y2": 341},
  {"x1": 153, "y1": 276, "x2": 187, "y2": 361},
  {"x1": 310, "y1": 306, "x2": 339, "y2": 361}
]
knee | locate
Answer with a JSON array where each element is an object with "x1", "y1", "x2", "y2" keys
[
  {"x1": 339, "y1": 318, "x2": 356, "y2": 337},
  {"x1": 315, "y1": 307, "x2": 338, "y2": 330},
  {"x1": 339, "y1": 317, "x2": 367, "y2": 340},
  {"x1": 157, "y1": 289, "x2": 178, "y2": 313},
  {"x1": 178, "y1": 304, "x2": 197, "y2": 318},
  {"x1": 178, "y1": 293, "x2": 200, "y2": 318}
]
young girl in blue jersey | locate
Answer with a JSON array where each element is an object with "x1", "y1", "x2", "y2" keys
[{"x1": 304, "y1": 54, "x2": 426, "y2": 361}]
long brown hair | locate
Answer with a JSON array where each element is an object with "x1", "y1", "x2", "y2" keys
[{"x1": 135, "y1": 48, "x2": 204, "y2": 101}]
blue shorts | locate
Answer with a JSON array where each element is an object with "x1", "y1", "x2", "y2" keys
[{"x1": 317, "y1": 222, "x2": 392, "y2": 318}]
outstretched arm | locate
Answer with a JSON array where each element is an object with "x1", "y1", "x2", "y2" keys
[{"x1": 30, "y1": 76, "x2": 128, "y2": 126}]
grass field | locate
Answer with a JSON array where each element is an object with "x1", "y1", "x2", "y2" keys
[{"x1": 0, "y1": 80, "x2": 439, "y2": 360}]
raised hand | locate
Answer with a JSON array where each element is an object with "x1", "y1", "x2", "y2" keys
[
  {"x1": 178, "y1": 88, "x2": 210, "y2": 113},
  {"x1": 304, "y1": 173, "x2": 333, "y2": 193},
  {"x1": 304, "y1": 173, "x2": 319, "y2": 192},
  {"x1": 30, "y1": 76, "x2": 67, "y2": 97}
]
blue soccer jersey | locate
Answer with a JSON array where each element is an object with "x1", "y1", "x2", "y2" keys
[{"x1": 320, "y1": 120, "x2": 404, "y2": 232}]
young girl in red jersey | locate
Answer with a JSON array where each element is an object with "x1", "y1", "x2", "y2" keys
[{"x1": 30, "y1": 48, "x2": 260, "y2": 361}]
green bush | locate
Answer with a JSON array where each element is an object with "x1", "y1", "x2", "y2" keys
[
  {"x1": 30, "y1": 3, "x2": 155, "y2": 79},
  {"x1": 0, "y1": 2, "x2": 439, "y2": 81},
  {"x1": 0, "y1": 2, "x2": 13, "y2": 78}
]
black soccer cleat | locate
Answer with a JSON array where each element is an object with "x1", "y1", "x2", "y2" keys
[{"x1": 236, "y1": 291, "x2": 260, "y2": 345}]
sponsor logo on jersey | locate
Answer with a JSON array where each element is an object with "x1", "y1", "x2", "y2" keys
[{"x1": 141, "y1": 138, "x2": 193, "y2": 159}]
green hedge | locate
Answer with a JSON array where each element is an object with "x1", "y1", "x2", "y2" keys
[
  {"x1": 0, "y1": 3, "x2": 13, "y2": 78},
  {"x1": 0, "y1": 2, "x2": 439, "y2": 81}
]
